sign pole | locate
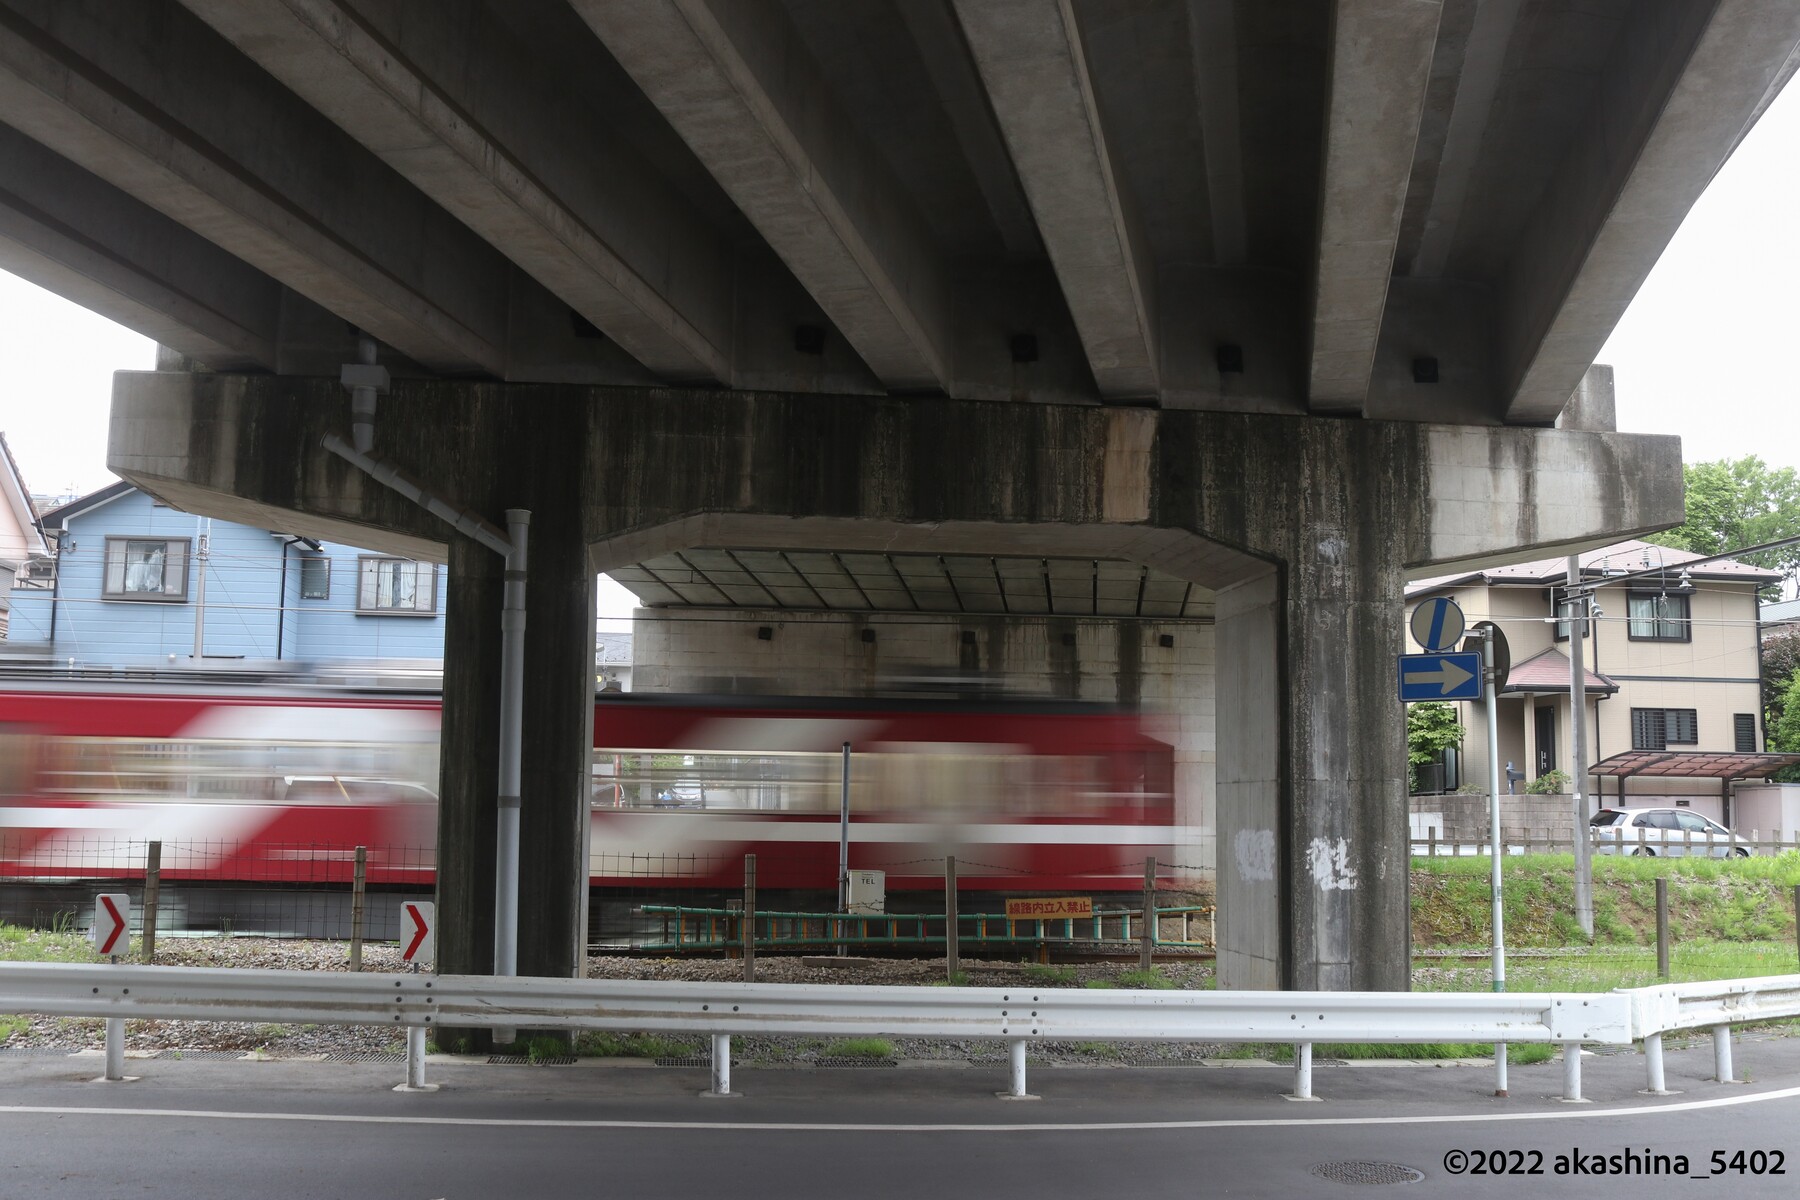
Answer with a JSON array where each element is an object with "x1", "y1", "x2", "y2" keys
[
  {"x1": 1566, "y1": 557, "x2": 1594, "y2": 939},
  {"x1": 1482, "y1": 627, "x2": 1508, "y2": 1097}
]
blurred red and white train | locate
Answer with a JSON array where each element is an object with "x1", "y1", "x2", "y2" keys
[{"x1": 0, "y1": 680, "x2": 1176, "y2": 894}]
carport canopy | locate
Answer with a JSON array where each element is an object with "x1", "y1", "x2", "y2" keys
[{"x1": 1589, "y1": 750, "x2": 1800, "y2": 780}]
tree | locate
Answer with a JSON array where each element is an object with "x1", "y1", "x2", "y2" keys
[
  {"x1": 1645, "y1": 457, "x2": 1800, "y2": 597},
  {"x1": 1768, "y1": 673, "x2": 1800, "y2": 783},
  {"x1": 1406, "y1": 701, "x2": 1463, "y2": 792},
  {"x1": 1765, "y1": 628, "x2": 1800, "y2": 735}
]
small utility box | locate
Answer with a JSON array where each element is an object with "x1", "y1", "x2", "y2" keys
[{"x1": 846, "y1": 869, "x2": 886, "y2": 914}]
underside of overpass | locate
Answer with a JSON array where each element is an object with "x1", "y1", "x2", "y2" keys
[{"x1": 1, "y1": 0, "x2": 1791, "y2": 1004}]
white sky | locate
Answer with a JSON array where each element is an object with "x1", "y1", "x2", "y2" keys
[{"x1": 2, "y1": 78, "x2": 1799, "y2": 617}]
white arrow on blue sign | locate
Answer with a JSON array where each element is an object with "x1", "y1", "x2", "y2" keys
[{"x1": 1397, "y1": 652, "x2": 1484, "y2": 701}]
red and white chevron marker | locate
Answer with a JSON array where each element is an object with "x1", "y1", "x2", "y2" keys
[
  {"x1": 400, "y1": 900, "x2": 434, "y2": 967},
  {"x1": 91, "y1": 893, "x2": 130, "y2": 957}
]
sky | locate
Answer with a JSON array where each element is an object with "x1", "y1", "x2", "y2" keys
[{"x1": 2, "y1": 77, "x2": 1799, "y2": 614}]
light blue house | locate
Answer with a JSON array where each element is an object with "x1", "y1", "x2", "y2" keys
[{"x1": 7, "y1": 482, "x2": 445, "y2": 670}]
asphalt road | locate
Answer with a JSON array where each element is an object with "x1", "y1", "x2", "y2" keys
[{"x1": 3, "y1": 1034, "x2": 1798, "y2": 1198}]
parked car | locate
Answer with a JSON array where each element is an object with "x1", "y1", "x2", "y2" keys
[{"x1": 1589, "y1": 807, "x2": 1750, "y2": 857}]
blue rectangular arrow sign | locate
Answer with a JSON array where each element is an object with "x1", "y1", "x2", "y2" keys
[{"x1": 1397, "y1": 652, "x2": 1484, "y2": 702}]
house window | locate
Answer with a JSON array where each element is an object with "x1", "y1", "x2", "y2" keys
[
  {"x1": 1549, "y1": 586, "x2": 1592, "y2": 642},
  {"x1": 102, "y1": 537, "x2": 190, "y2": 601},
  {"x1": 357, "y1": 557, "x2": 436, "y2": 615},
  {"x1": 1627, "y1": 591, "x2": 1689, "y2": 641},
  {"x1": 299, "y1": 555, "x2": 330, "y2": 600},
  {"x1": 1735, "y1": 713, "x2": 1757, "y2": 753},
  {"x1": 13, "y1": 556, "x2": 55, "y2": 590},
  {"x1": 1631, "y1": 707, "x2": 1698, "y2": 750}
]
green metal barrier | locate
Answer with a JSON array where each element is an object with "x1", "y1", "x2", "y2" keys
[{"x1": 635, "y1": 904, "x2": 1215, "y2": 955}]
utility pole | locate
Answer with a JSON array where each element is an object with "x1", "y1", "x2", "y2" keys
[
  {"x1": 1566, "y1": 556, "x2": 1594, "y2": 939},
  {"x1": 191, "y1": 519, "x2": 210, "y2": 658}
]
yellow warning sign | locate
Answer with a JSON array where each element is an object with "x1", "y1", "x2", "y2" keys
[{"x1": 1004, "y1": 896, "x2": 1094, "y2": 920}]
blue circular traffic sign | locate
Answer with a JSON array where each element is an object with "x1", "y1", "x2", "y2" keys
[{"x1": 1409, "y1": 597, "x2": 1465, "y2": 653}]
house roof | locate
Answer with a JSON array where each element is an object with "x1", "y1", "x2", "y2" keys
[
  {"x1": 1407, "y1": 538, "x2": 1781, "y2": 598},
  {"x1": 1500, "y1": 647, "x2": 1618, "y2": 695},
  {"x1": 1763, "y1": 597, "x2": 1800, "y2": 626},
  {"x1": 0, "y1": 432, "x2": 47, "y2": 557},
  {"x1": 1589, "y1": 749, "x2": 1800, "y2": 780},
  {"x1": 35, "y1": 479, "x2": 137, "y2": 531}
]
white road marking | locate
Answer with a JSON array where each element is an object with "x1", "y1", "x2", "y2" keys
[{"x1": 2, "y1": 1083, "x2": 1798, "y2": 1133}]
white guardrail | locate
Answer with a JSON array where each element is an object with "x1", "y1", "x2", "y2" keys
[{"x1": 0, "y1": 963, "x2": 1795, "y2": 1101}]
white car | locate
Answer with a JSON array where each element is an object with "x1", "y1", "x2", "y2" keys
[{"x1": 1589, "y1": 807, "x2": 1750, "y2": 857}]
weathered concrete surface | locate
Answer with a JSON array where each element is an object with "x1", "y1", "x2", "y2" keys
[{"x1": 110, "y1": 370, "x2": 1682, "y2": 989}]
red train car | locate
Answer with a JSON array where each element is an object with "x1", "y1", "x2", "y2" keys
[{"x1": 0, "y1": 680, "x2": 1176, "y2": 893}]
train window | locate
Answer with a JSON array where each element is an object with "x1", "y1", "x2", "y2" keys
[
  {"x1": 0, "y1": 725, "x2": 41, "y2": 797},
  {"x1": 102, "y1": 537, "x2": 191, "y2": 601}
]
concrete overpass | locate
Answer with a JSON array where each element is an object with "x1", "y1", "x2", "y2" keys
[{"x1": 1, "y1": 0, "x2": 1791, "y2": 996}]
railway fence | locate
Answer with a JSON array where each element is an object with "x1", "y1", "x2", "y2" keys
[{"x1": 1, "y1": 959, "x2": 1796, "y2": 1101}]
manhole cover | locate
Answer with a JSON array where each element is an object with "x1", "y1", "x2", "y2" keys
[{"x1": 1311, "y1": 1162, "x2": 1425, "y2": 1186}]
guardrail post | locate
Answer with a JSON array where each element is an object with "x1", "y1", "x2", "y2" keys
[
  {"x1": 706, "y1": 1033, "x2": 735, "y2": 1098},
  {"x1": 998, "y1": 1038, "x2": 1036, "y2": 1100},
  {"x1": 349, "y1": 846, "x2": 367, "y2": 971},
  {"x1": 141, "y1": 841, "x2": 161, "y2": 964},
  {"x1": 743, "y1": 855, "x2": 757, "y2": 983},
  {"x1": 103, "y1": 1017, "x2": 125, "y2": 1082},
  {"x1": 1712, "y1": 1026, "x2": 1735, "y2": 1083},
  {"x1": 1559, "y1": 1044, "x2": 1585, "y2": 1103},
  {"x1": 398, "y1": 1026, "x2": 436, "y2": 1092},
  {"x1": 1286, "y1": 1042, "x2": 1318, "y2": 1101},
  {"x1": 1656, "y1": 878, "x2": 1670, "y2": 978},
  {"x1": 1642, "y1": 1032, "x2": 1671, "y2": 1094},
  {"x1": 1139, "y1": 857, "x2": 1156, "y2": 969}
]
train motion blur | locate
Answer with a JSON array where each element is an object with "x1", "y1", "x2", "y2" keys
[{"x1": 0, "y1": 679, "x2": 1177, "y2": 898}]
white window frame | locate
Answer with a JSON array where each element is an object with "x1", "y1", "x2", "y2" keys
[
  {"x1": 102, "y1": 536, "x2": 191, "y2": 602},
  {"x1": 356, "y1": 556, "x2": 437, "y2": 616}
]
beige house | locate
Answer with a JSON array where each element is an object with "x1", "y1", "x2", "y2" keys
[
  {"x1": 0, "y1": 433, "x2": 48, "y2": 639},
  {"x1": 1406, "y1": 540, "x2": 1778, "y2": 830}
]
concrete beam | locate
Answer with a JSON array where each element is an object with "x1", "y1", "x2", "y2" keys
[
  {"x1": 178, "y1": 0, "x2": 733, "y2": 385},
  {"x1": 1501, "y1": 0, "x2": 1800, "y2": 423},
  {"x1": 0, "y1": 0, "x2": 510, "y2": 375},
  {"x1": 1307, "y1": 0, "x2": 1442, "y2": 414},
  {"x1": 0, "y1": 121, "x2": 277, "y2": 372},
  {"x1": 109, "y1": 371, "x2": 1683, "y2": 989},
  {"x1": 955, "y1": 0, "x2": 1159, "y2": 400},
  {"x1": 575, "y1": 0, "x2": 953, "y2": 393}
]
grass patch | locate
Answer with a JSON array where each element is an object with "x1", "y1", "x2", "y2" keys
[
  {"x1": 573, "y1": 1031, "x2": 701, "y2": 1059},
  {"x1": 929, "y1": 970, "x2": 970, "y2": 987},
  {"x1": 525, "y1": 1035, "x2": 571, "y2": 1062},
  {"x1": 822, "y1": 1037, "x2": 894, "y2": 1059},
  {"x1": 0, "y1": 1014, "x2": 29, "y2": 1041},
  {"x1": 1021, "y1": 964, "x2": 1077, "y2": 986},
  {"x1": 0, "y1": 921, "x2": 103, "y2": 964},
  {"x1": 1116, "y1": 967, "x2": 1176, "y2": 990},
  {"x1": 1070, "y1": 1041, "x2": 1120, "y2": 1058},
  {"x1": 1419, "y1": 940, "x2": 1799, "y2": 993}
]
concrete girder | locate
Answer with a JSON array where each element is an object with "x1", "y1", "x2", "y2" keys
[
  {"x1": 574, "y1": 0, "x2": 953, "y2": 394},
  {"x1": 177, "y1": 0, "x2": 734, "y2": 385},
  {"x1": 0, "y1": 0, "x2": 510, "y2": 376},
  {"x1": 110, "y1": 370, "x2": 1680, "y2": 989},
  {"x1": 954, "y1": 0, "x2": 1159, "y2": 401},
  {"x1": 0, "y1": 121, "x2": 278, "y2": 372},
  {"x1": 1307, "y1": 0, "x2": 1442, "y2": 415},
  {"x1": 1500, "y1": 0, "x2": 1800, "y2": 424}
]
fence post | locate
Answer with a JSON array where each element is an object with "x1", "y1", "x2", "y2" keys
[
  {"x1": 743, "y1": 854, "x2": 756, "y2": 983},
  {"x1": 141, "y1": 841, "x2": 162, "y2": 964},
  {"x1": 1656, "y1": 877, "x2": 1670, "y2": 979},
  {"x1": 1427, "y1": 827, "x2": 1437, "y2": 859},
  {"x1": 1139, "y1": 856, "x2": 1156, "y2": 969},
  {"x1": 944, "y1": 855, "x2": 959, "y2": 982},
  {"x1": 350, "y1": 845, "x2": 367, "y2": 972}
]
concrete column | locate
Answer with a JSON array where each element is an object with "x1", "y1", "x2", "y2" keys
[{"x1": 437, "y1": 532, "x2": 503, "y2": 978}]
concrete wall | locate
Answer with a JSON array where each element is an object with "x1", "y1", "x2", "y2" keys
[{"x1": 631, "y1": 607, "x2": 1216, "y2": 875}]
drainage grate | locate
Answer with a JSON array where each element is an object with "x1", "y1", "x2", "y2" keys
[
  {"x1": 487, "y1": 1054, "x2": 530, "y2": 1065},
  {"x1": 0, "y1": 1047, "x2": 73, "y2": 1057},
  {"x1": 1311, "y1": 1162, "x2": 1425, "y2": 1186},
  {"x1": 814, "y1": 1057, "x2": 897, "y2": 1068},
  {"x1": 655, "y1": 1055, "x2": 711, "y2": 1068},
  {"x1": 155, "y1": 1050, "x2": 249, "y2": 1061},
  {"x1": 323, "y1": 1051, "x2": 405, "y2": 1064}
]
